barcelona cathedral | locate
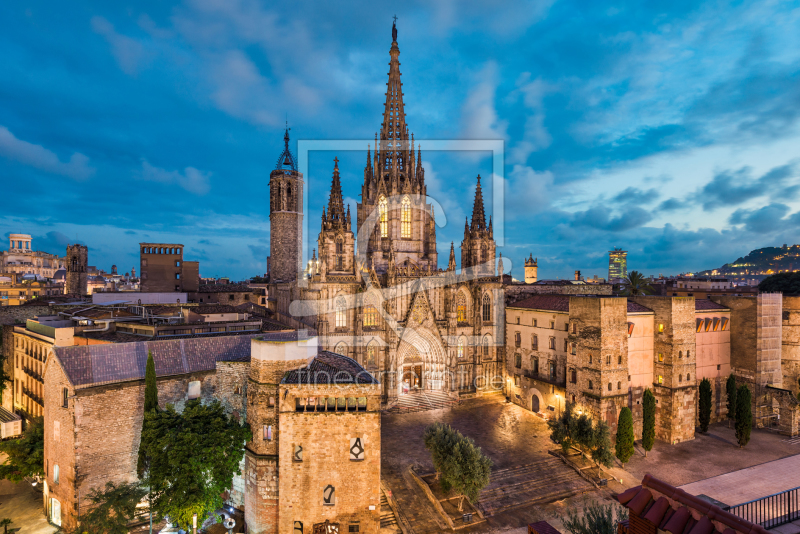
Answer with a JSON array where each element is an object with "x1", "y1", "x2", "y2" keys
[{"x1": 267, "y1": 21, "x2": 505, "y2": 401}]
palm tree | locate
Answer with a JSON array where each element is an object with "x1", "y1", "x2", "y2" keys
[
  {"x1": 0, "y1": 518, "x2": 13, "y2": 534},
  {"x1": 622, "y1": 270, "x2": 654, "y2": 296}
]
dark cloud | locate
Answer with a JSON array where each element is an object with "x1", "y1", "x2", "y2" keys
[
  {"x1": 729, "y1": 203, "x2": 791, "y2": 234},
  {"x1": 657, "y1": 198, "x2": 683, "y2": 212},
  {"x1": 31, "y1": 231, "x2": 77, "y2": 256},
  {"x1": 612, "y1": 187, "x2": 660, "y2": 205},
  {"x1": 570, "y1": 206, "x2": 652, "y2": 232},
  {"x1": 700, "y1": 163, "x2": 799, "y2": 211},
  {"x1": 125, "y1": 230, "x2": 136, "y2": 235}
]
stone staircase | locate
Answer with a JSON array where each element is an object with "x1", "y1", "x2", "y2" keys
[
  {"x1": 380, "y1": 491, "x2": 401, "y2": 532},
  {"x1": 384, "y1": 390, "x2": 461, "y2": 414},
  {"x1": 476, "y1": 456, "x2": 593, "y2": 517}
]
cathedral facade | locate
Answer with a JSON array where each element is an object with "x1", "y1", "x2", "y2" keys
[{"x1": 268, "y1": 24, "x2": 505, "y2": 401}]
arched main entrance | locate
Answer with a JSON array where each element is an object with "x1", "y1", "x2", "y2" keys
[{"x1": 396, "y1": 325, "x2": 448, "y2": 396}]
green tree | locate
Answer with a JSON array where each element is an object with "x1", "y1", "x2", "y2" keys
[
  {"x1": 758, "y1": 272, "x2": 800, "y2": 294},
  {"x1": 641, "y1": 389, "x2": 655, "y2": 457},
  {"x1": 591, "y1": 420, "x2": 614, "y2": 469},
  {"x1": 137, "y1": 351, "x2": 158, "y2": 478},
  {"x1": 68, "y1": 481, "x2": 148, "y2": 534},
  {"x1": 423, "y1": 422, "x2": 458, "y2": 485},
  {"x1": 548, "y1": 402, "x2": 576, "y2": 455},
  {"x1": 141, "y1": 400, "x2": 251, "y2": 529},
  {"x1": 622, "y1": 271, "x2": 654, "y2": 296},
  {"x1": 698, "y1": 378, "x2": 712, "y2": 433},
  {"x1": 0, "y1": 518, "x2": 12, "y2": 534},
  {"x1": 443, "y1": 435, "x2": 492, "y2": 512},
  {"x1": 615, "y1": 408, "x2": 635, "y2": 464},
  {"x1": 735, "y1": 385, "x2": 752, "y2": 448},
  {"x1": 561, "y1": 498, "x2": 629, "y2": 534},
  {"x1": 725, "y1": 374, "x2": 737, "y2": 427},
  {"x1": 574, "y1": 413, "x2": 595, "y2": 458},
  {"x1": 0, "y1": 417, "x2": 44, "y2": 481}
]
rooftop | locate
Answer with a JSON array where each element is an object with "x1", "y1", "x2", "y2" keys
[
  {"x1": 195, "y1": 283, "x2": 255, "y2": 293},
  {"x1": 510, "y1": 294, "x2": 570, "y2": 312},
  {"x1": 282, "y1": 351, "x2": 379, "y2": 385},
  {"x1": 627, "y1": 300, "x2": 654, "y2": 313},
  {"x1": 53, "y1": 331, "x2": 298, "y2": 389},
  {"x1": 696, "y1": 299, "x2": 730, "y2": 311}
]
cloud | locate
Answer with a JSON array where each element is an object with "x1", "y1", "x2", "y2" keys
[
  {"x1": 700, "y1": 162, "x2": 799, "y2": 210},
  {"x1": 509, "y1": 74, "x2": 553, "y2": 164},
  {"x1": 460, "y1": 62, "x2": 507, "y2": 141},
  {"x1": 124, "y1": 230, "x2": 136, "y2": 235},
  {"x1": 138, "y1": 160, "x2": 212, "y2": 195},
  {"x1": 612, "y1": 187, "x2": 659, "y2": 205},
  {"x1": 729, "y1": 203, "x2": 791, "y2": 234},
  {"x1": 571, "y1": 205, "x2": 653, "y2": 232},
  {"x1": 248, "y1": 244, "x2": 269, "y2": 261},
  {"x1": 30, "y1": 231, "x2": 74, "y2": 256},
  {"x1": 0, "y1": 126, "x2": 94, "y2": 180},
  {"x1": 657, "y1": 198, "x2": 684, "y2": 211},
  {"x1": 502, "y1": 165, "x2": 554, "y2": 216},
  {"x1": 208, "y1": 50, "x2": 280, "y2": 126},
  {"x1": 91, "y1": 16, "x2": 148, "y2": 76}
]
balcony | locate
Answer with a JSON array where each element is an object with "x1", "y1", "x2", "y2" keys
[
  {"x1": 22, "y1": 386, "x2": 43, "y2": 407},
  {"x1": 522, "y1": 370, "x2": 565, "y2": 388},
  {"x1": 23, "y1": 366, "x2": 43, "y2": 383}
]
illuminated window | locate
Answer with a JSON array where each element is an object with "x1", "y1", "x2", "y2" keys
[
  {"x1": 364, "y1": 305, "x2": 377, "y2": 327},
  {"x1": 335, "y1": 342, "x2": 347, "y2": 355},
  {"x1": 482, "y1": 293, "x2": 491, "y2": 322},
  {"x1": 456, "y1": 293, "x2": 466, "y2": 322},
  {"x1": 366, "y1": 344, "x2": 376, "y2": 366},
  {"x1": 401, "y1": 196, "x2": 411, "y2": 238},
  {"x1": 335, "y1": 297, "x2": 346, "y2": 328},
  {"x1": 658, "y1": 323, "x2": 664, "y2": 333},
  {"x1": 457, "y1": 338, "x2": 465, "y2": 359},
  {"x1": 658, "y1": 375, "x2": 663, "y2": 384},
  {"x1": 658, "y1": 353, "x2": 663, "y2": 362},
  {"x1": 379, "y1": 196, "x2": 388, "y2": 238}
]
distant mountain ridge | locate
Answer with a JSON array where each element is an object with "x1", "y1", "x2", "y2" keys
[{"x1": 699, "y1": 244, "x2": 800, "y2": 277}]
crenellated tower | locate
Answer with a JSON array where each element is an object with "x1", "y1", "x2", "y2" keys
[
  {"x1": 460, "y1": 175, "x2": 496, "y2": 276},
  {"x1": 356, "y1": 21, "x2": 437, "y2": 274},
  {"x1": 269, "y1": 126, "x2": 304, "y2": 282}
]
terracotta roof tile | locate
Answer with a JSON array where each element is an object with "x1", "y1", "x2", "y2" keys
[
  {"x1": 617, "y1": 486, "x2": 642, "y2": 505},
  {"x1": 629, "y1": 488, "x2": 654, "y2": 515},
  {"x1": 281, "y1": 350, "x2": 379, "y2": 385},
  {"x1": 627, "y1": 300, "x2": 653, "y2": 313},
  {"x1": 696, "y1": 299, "x2": 729, "y2": 310},
  {"x1": 688, "y1": 516, "x2": 716, "y2": 534},
  {"x1": 510, "y1": 295, "x2": 570, "y2": 312},
  {"x1": 528, "y1": 521, "x2": 562, "y2": 534},
  {"x1": 663, "y1": 506, "x2": 692, "y2": 534},
  {"x1": 644, "y1": 496, "x2": 672, "y2": 525}
]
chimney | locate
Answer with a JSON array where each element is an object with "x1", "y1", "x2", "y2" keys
[{"x1": 575, "y1": 270, "x2": 581, "y2": 281}]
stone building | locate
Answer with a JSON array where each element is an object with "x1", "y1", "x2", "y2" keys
[
  {"x1": 267, "y1": 23, "x2": 504, "y2": 401},
  {"x1": 0, "y1": 234, "x2": 64, "y2": 279},
  {"x1": 139, "y1": 243, "x2": 200, "y2": 293},
  {"x1": 43, "y1": 331, "x2": 382, "y2": 533},
  {"x1": 65, "y1": 244, "x2": 88, "y2": 296}
]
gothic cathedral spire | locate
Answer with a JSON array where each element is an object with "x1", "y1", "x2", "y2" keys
[
  {"x1": 470, "y1": 175, "x2": 487, "y2": 231},
  {"x1": 325, "y1": 158, "x2": 346, "y2": 229}
]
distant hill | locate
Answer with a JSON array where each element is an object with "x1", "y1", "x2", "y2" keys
[{"x1": 698, "y1": 245, "x2": 800, "y2": 277}]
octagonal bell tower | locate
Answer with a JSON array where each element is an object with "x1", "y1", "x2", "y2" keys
[{"x1": 269, "y1": 126, "x2": 304, "y2": 282}]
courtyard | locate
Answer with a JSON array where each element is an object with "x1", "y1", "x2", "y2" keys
[{"x1": 381, "y1": 395, "x2": 800, "y2": 533}]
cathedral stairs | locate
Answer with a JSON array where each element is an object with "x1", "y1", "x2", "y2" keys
[
  {"x1": 476, "y1": 457, "x2": 594, "y2": 517},
  {"x1": 383, "y1": 390, "x2": 461, "y2": 414},
  {"x1": 380, "y1": 490, "x2": 401, "y2": 532}
]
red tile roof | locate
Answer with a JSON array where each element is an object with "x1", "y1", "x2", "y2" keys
[
  {"x1": 616, "y1": 475, "x2": 769, "y2": 534},
  {"x1": 696, "y1": 299, "x2": 729, "y2": 311},
  {"x1": 510, "y1": 295, "x2": 570, "y2": 312},
  {"x1": 627, "y1": 300, "x2": 653, "y2": 313}
]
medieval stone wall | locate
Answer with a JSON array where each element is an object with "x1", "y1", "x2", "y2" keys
[
  {"x1": 505, "y1": 283, "x2": 612, "y2": 305},
  {"x1": 782, "y1": 296, "x2": 800, "y2": 397}
]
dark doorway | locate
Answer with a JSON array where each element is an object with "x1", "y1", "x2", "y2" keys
[{"x1": 531, "y1": 394, "x2": 540, "y2": 412}]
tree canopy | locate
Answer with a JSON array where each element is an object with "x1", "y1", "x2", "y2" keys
[
  {"x1": 138, "y1": 351, "x2": 158, "y2": 478},
  {"x1": 561, "y1": 498, "x2": 629, "y2": 534},
  {"x1": 735, "y1": 385, "x2": 752, "y2": 448},
  {"x1": 621, "y1": 271, "x2": 654, "y2": 296},
  {"x1": 615, "y1": 407, "x2": 635, "y2": 464},
  {"x1": 548, "y1": 404, "x2": 613, "y2": 468},
  {"x1": 0, "y1": 417, "x2": 44, "y2": 482},
  {"x1": 641, "y1": 388, "x2": 655, "y2": 456},
  {"x1": 759, "y1": 272, "x2": 800, "y2": 294},
  {"x1": 140, "y1": 400, "x2": 251, "y2": 529},
  {"x1": 423, "y1": 423, "x2": 492, "y2": 512},
  {"x1": 68, "y1": 481, "x2": 148, "y2": 534}
]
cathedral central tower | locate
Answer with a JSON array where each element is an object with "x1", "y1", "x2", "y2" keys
[{"x1": 356, "y1": 21, "x2": 438, "y2": 274}]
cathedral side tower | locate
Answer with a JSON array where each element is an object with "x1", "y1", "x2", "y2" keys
[
  {"x1": 460, "y1": 175, "x2": 496, "y2": 276},
  {"x1": 269, "y1": 127, "x2": 304, "y2": 283},
  {"x1": 318, "y1": 159, "x2": 356, "y2": 276}
]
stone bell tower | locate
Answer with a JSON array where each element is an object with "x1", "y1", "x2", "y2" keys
[
  {"x1": 269, "y1": 126, "x2": 304, "y2": 283},
  {"x1": 525, "y1": 254, "x2": 538, "y2": 284},
  {"x1": 65, "y1": 244, "x2": 88, "y2": 295}
]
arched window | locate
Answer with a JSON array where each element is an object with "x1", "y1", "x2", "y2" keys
[
  {"x1": 401, "y1": 196, "x2": 411, "y2": 238},
  {"x1": 457, "y1": 338, "x2": 465, "y2": 359},
  {"x1": 608, "y1": 383, "x2": 612, "y2": 391},
  {"x1": 678, "y1": 351, "x2": 683, "y2": 358},
  {"x1": 364, "y1": 305, "x2": 378, "y2": 327},
  {"x1": 336, "y1": 239, "x2": 344, "y2": 270},
  {"x1": 456, "y1": 293, "x2": 466, "y2": 322},
  {"x1": 379, "y1": 196, "x2": 388, "y2": 238},
  {"x1": 480, "y1": 242, "x2": 487, "y2": 264},
  {"x1": 482, "y1": 335, "x2": 490, "y2": 356},
  {"x1": 335, "y1": 297, "x2": 346, "y2": 328},
  {"x1": 482, "y1": 293, "x2": 491, "y2": 322},
  {"x1": 617, "y1": 381, "x2": 621, "y2": 390},
  {"x1": 366, "y1": 343, "x2": 376, "y2": 366},
  {"x1": 334, "y1": 341, "x2": 348, "y2": 355},
  {"x1": 687, "y1": 373, "x2": 691, "y2": 381}
]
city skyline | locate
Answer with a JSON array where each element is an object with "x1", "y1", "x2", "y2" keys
[{"x1": 2, "y1": 1, "x2": 800, "y2": 280}]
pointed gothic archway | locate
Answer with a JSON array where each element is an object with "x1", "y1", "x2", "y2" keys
[{"x1": 396, "y1": 325, "x2": 448, "y2": 396}]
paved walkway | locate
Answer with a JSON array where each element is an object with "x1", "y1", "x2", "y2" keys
[
  {"x1": 679, "y1": 454, "x2": 800, "y2": 506},
  {"x1": 0, "y1": 478, "x2": 57, "y2": 534}
]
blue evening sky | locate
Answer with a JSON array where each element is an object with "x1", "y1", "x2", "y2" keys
[{"x1": 2, "y1": 1, "x2": 799, "y2": 280}]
